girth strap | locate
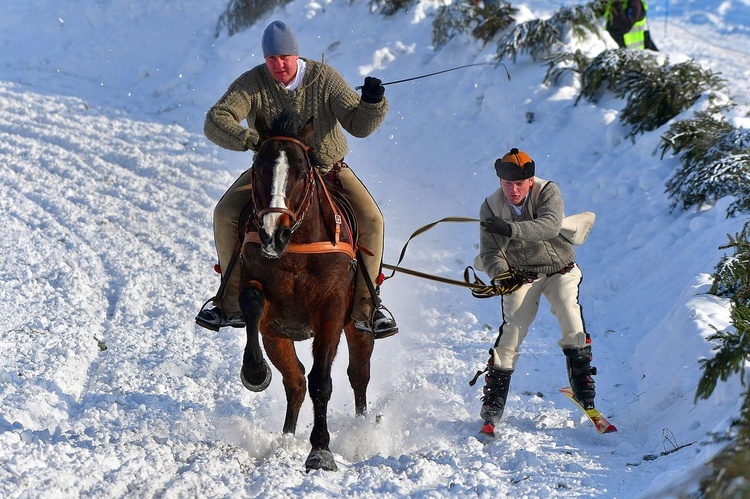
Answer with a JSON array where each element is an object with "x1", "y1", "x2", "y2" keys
[
  {"x1": 243, "y1": 167, "x2": 356, "y2": 259},
  {"x1": 243, "y1": 231, "x2": 356, "y2": 259}
]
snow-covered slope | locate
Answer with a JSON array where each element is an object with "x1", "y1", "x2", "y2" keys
[{"x1": 1, "y1": 0, "x2": 749, "y2": 496}]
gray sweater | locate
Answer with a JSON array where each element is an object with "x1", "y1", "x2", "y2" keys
[
  {"x1": 479, "y1": 180, "x2": 576, "y2": 278},
  {"x1": 204, "y1": 59, "x2": 388, "y2": 168}
]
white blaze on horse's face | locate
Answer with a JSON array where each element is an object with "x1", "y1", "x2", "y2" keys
[{"x1": 261, "y1": 150, "x2": 290, "y2": 255}]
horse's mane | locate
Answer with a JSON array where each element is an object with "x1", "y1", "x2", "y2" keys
[
  {"x1": 270, "y1": 108, "x2": 303, "y2": 137},
  {"x1": 270, "y1": 108, "x2": 321, "y2": 165}
]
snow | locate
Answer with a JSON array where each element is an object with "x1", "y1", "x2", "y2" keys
[{"x1": 1, "y1": 0, "x2": 749, "y2": 496}]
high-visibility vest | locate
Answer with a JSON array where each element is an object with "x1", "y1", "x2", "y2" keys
[{"x1": 606, "y1": 0, "x2": 649, "y2": 50}]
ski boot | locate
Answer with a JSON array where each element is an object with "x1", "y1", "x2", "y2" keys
[
  {"x1": 480, "y1": 366, "x2": 513, "y2": 426},
  {"x1": 563, "y1": 345, "x2": 597, "y2": 410}
]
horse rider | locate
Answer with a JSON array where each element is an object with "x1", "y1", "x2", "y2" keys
[
  {"x1": 477, "y1": 148, "x2": 599, "y2": 427},
  {"x1": 195, "y1": 20, "x2": 399, "y2": 339}
]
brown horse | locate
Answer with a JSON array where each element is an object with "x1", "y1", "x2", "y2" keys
[{"x1": 237, "y1": 109, "x2": 374, "y2": 472}]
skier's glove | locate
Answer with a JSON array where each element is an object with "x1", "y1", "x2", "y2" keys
[
  {"x1": 361, "y1": 76, "x2": 385, "y2": 104},
  {"x1": 481, "y1": 216, "x2": 512, "y2": 237},
  {"x1": 491, "y1": 269, "x2": 526, "y2": 295}
]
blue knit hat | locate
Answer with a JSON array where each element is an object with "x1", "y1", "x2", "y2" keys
[{"x1": 262, "y1": 21, "x2": 299, "y2": 57}]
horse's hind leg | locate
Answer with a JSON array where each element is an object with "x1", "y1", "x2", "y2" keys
[
  {"x1": 239, "y1": 283, "x2": 272, "y2": 391},
  {"x1": 262, "y1": 336, "x2": 306, "y2": 434},
  {"x1": 344, "y1": 322, "x2": 374, "y2": 416}
]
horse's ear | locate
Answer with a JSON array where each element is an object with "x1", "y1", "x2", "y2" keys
[
  {"x1": 300, "y1": 117, "x2": 314, "y2": 145},
  {"x1": 255, "y1": 115, "x2": 272, "y2": 142}
]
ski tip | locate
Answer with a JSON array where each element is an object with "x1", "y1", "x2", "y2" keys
[
  {"x1": 477, "y1": 423, "x2": 496, "y2": 441},
  {"x1": 601, "y1": 424, "x2": 618, "y2": 434}
]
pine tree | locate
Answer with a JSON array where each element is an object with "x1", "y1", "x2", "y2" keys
[
  {"x1": 661, "y1": 112, "x2": 750, "y2": 214},
  {"x1": 615, "y1": 59, "x2": 726, "y2": 138},
  {"x1": 373, "y1": 0, "x2": 416, "y2": 17},
  {"x1": 495, "y1": 1, "x2": 603, "y2": 62},
  {"x1": 215, "y1": 0, "x2": 292, "y2": 37},
  {"x1": 432, "y1": 1, "x2": 517, "y2": 50}
]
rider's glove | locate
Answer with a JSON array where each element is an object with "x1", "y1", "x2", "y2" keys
[{"x1": 361, "y1": 76, "x2": 385, "y2": 104}]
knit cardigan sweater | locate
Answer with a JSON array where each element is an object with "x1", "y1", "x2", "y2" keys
[
  {"x1": 479, "y1": 181, "x2": 576, "y2": 278},
  {"x1": 204, "y1": 59, "x2": 389, "y2": 167}
]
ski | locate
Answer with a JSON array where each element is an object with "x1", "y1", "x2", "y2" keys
[
  {"x1": 476, "y1": 422, "x2": 496, "y2": 443},
  {"x1": 559, "y1": 387, "x2": 617, "y2": 434}
]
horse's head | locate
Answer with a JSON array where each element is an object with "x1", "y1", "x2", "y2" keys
[{"x1": 250, "y1": 110, "x2": 315, "y2": 258}]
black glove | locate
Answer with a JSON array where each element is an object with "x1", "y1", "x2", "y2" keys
[
  {"x1": 361, "y1": 76, "x2": 385, "y2": 104},
  {"x1": 481, "y1": 216, "x2": 512, "y2": 237},
  {"x1": 491, "y1": 270, "x2": 525, "y2": 295}
]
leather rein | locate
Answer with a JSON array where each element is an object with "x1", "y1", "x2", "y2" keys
[{"x1": 243, "y1": 136, "x2": 356, "y2": 259}]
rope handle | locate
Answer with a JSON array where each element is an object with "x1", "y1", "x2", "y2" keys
[{"x1": 383, "y1": 216, "x2": 480, "y2": 281}]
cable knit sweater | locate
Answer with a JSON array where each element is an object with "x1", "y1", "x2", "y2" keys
[
  {"x1": 204, "y1": 59, "x2": 388, "y2": 168},
  {"x1": 479, "y1": 180, "x2": 576, "y2": 278}
]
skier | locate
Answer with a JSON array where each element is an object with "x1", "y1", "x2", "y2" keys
[{"x1": 476, "y1": 148, "x2": 598, "y2": 429}]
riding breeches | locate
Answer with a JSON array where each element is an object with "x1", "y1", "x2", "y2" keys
[
  {"x1": 329, "y1": 166, "x2": 384, "y2": 322},
  {"x1": 490, "y1": 263, "x2": 588, "y2": 370},
  {"x1": 212, "y1": 167, "x2": 254, "y2": 314},
  {"x1": 211, "y1": 165, "x2": 384, "y2": 322}
]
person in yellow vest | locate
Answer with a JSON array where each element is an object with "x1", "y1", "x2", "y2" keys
[
  {"x1": 476, "y1": 148, "x2": 598, "y2": 428},
  {"x1": 605, "y1": 0, "x2": 658, "y2": 51}
]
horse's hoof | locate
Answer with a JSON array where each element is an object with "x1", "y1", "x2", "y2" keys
[
  {"x1": 305, "y1": 449, "x2": 338, "y2": 472},
  {"x1": 240, "y1": 360, "x2": 272, "y2": 392}
]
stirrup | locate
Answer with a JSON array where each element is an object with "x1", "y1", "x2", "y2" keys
[
  {"x1": 372, "y1": 306, "x2": 399, "y2": 339},
  {"x1": 195, "y1": 299, "x2": 245, "y2": 331},
  {"x1": 354, "y1": 306, "x2": 399, "y2": 339}
]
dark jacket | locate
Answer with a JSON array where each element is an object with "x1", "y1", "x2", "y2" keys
[{"x1": 605, "y1": 0, "x2": 658, "y2": 50}]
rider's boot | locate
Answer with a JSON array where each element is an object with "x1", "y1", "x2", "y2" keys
[
  {"x1": 353, "y1": 280, "x2": 399, "y2": 339},
  {"x1": 195, "y1": 304, "x2": 245, "y2": 331},
  {"x1": 353, "y1": 308, "x2": 398, "y2": 339},
  {"x1": 195, "y1": 260, "x2": 245, "y2": 331}
]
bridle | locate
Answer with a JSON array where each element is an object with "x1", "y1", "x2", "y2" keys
[
  {"x1": 243, "y1": 135, "x2": 356, "y2": 259},
  {"x1": 249, "y1": 135, "x2": 316, "y2": 232}
]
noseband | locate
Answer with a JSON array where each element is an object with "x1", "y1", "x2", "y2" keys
[{"x1": 250, "y1": 136, "x2": 316, "y2": 231}]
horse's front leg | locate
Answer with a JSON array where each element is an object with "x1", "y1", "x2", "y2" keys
[
  {"x1": 238, "y1": 282, "x2": 272, "y2": 391},
  {"x1": 262, "y1": 336, "x2": 306, "y2": 434},
  {"x1": 304, "y1": 321, "x2": 343, "y2": 472},
  {"x1": 344, "y1": 322, "x2": 374, "y2": 417}
]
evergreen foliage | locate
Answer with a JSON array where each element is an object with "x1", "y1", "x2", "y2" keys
[
  {"x1": 699, "y1": 392, "x2": 750, "y2": 498},
  {"x1": 372, "y1": 0, "x2": 416, "y2": 17},
  {"x1": 432, "y1": 1, "x2": 517, "y2": 50},
  {"x1": 575, "y1": 50, "x2": 726, "y2": 139},
  {"x1": 695, "y1": 314, "x2": 749, "y2": 402},
  {"x1": 710, "y1": 234, "x2": 750, "y2": 302},
  {"x1": 552, "y1": 1, "x2": 607, "y2": 41},
  {"x1": 472, "y1": 2, "x2": 518, "y2": 44},
  {"x1": 495, "y1": 18, "x2": 563, "y2": 62},
  {"x1": 495, "y1": 1, "x2": 603, "y2": 63},
  {"x1": 661, "y1": 112, "x2": 750, "y2": 214},
  {"x1": 615, "y1": 59, "x2": 726, "y2": 138},
  {"x1": 543, "y1": 50, "x2": 591, "y2": 86},
  {"x1": 215, "y1": 0, "x2": 291, "y2": 37},
  {"x1": 576, "y1": 49, "x2": 657, "y2": 103},
  {"x1": 696, "y1": 234, "x2": 750, "y2": 497}
]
